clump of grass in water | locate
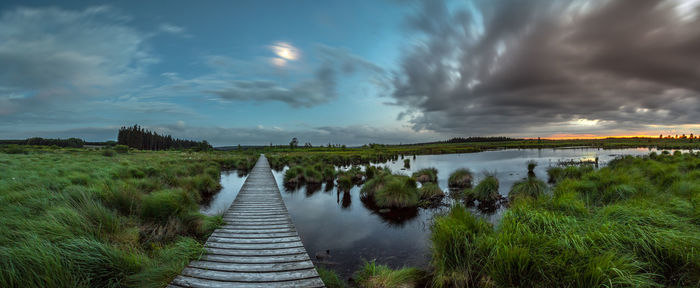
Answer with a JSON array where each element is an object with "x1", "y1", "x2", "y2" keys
[
  {"x1": 403, "y1": 158, "x2": 410, "y2": 169},
  {"x1": 353, "y1": 260, "x2": 425, "y2": 288},
  {"x1": 448, "y1": 168, "x2": 473, "y2": 188},
  {"x1": 419, "y1": 182, "x2": 445, "y2": 200},
  {"x1": 412, "y1": 167, "x2": 438, "y2": 183},
  {"x1": 374, "y1": 176, "x2": 419, "y2": 208},
  {"x1": 527, "y1": 160, "x2": 537, "y2": 173},
  {"x1": 466, "y1": 174, "x2": 501, "y2": 206}
]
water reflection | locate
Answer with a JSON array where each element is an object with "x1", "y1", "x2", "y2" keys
[
  {"x1": 213, "y1": 148, "x2": 683, "y2": 278},
  {"x1": 199, "y1": 171, "x2": 247, "y2": 216}
]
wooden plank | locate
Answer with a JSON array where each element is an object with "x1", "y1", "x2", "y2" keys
[
  {"x1": 171, "y1": 275, "x2": 325, "y2": 288},
  {"x1": 205, "y1": 247, "x2": 308, "y2": 256},
  {"x1": 207, "y1": 236, "x2": 301, "y2": 244},
  {"x1": 181, "y1": 267, "x2": 321, "y2": 282},
  {"x1": 171, "y1": 155, "x2": 323, "y2": 287},
  {"x1": 188, "y1": 260, "x2": 315, "y2": 272},
  {"x1": 201, "y1": 253, "x2": 310, "y2": 264}
]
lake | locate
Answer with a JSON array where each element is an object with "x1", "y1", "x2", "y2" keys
[{"x1": 202, "y1": 147, "x2": 682, "y2": 278}]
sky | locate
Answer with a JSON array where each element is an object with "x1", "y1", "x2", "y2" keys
[{"x1": 0, "y1": 0, "x2": 698, "y2": 146}]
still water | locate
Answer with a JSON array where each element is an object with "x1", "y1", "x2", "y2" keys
[{"x1": 203, "y1": 147, "x2": 678, "y2": 278}]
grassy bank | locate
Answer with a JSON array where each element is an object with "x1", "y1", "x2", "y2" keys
[
  {"x1": 0, "y1": 147, "x2": 257, "y2": 287},
  {"x1": 429, "y1": 152, "x2": 700, "y2": 287},
  {"x1": 263, "y1": 138, "x2": 698, "y2": 168}
]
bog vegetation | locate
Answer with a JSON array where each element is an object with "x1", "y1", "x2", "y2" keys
[
  {"x1": 427, "y1": 151, "x2": 700, "y2": 287},
  {"x1": 0, "y1": 146, "x2": 256, "y2": 287}
]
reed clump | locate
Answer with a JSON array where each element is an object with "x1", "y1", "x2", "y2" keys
[
  {"x1": 448, "y1": 168, "x2": 473, "y2": 188},
  {"x1": 428, "y1": 152, "x2": 700, "y2": 287},
  {"x1": 412, "y1": 167, "x2": 438, "y2": 183}
]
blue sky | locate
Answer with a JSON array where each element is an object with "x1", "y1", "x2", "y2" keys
[{"x1": 0, "y1": 0, "x2": 698, "y2": 145}]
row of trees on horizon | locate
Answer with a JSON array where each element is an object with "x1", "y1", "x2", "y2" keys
[{"x1": 117, "y1": 125, "x2": 211, "y2": 151}]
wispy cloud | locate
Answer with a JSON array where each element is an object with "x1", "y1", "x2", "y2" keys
[{"x1": 159, "y1": 23, "x2": 191, "y2": 37}]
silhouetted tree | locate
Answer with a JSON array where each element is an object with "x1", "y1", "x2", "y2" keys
[
  {"x1": 289, "y1": 137, "x2": 298, "y2": 149},
  {"x1": 117, "y1": 124, "x2": 211, "y2": 151}
]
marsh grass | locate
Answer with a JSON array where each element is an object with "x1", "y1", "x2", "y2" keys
[
  {"x1": 509, "y1": 177, "x2": 548, "y2": 201},
  {"x1": 430, "y1": 152, "x2": 700, "y2": 287},
  {"x1": 0, "y1": 147, "x2": 256, "y2": 287},
  {"x1": 317, "y1": 266, "x2": 347, "y2": 288},
  {"x1": 353, "y1": 260, "x2": 425, "y2": 288},
  {"x1": 468, "y1": 174, "x2": 501, "y2": 206},
  {"x1": 374, "y1": 176, "x2": 419, "y2": 208},
  {"x1": 448, "y1": 168, "x2": 473, "y2": 188},
  {"x1": 412, "y1": 167, "x2": 438, "y2": 183},
  {"x1": 419, "y1": 182, "x2": 445, "y2": 200}
]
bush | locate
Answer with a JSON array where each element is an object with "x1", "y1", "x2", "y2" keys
[
  {"x1": 448, "y1": 169, "x2": 473, "y2": 188},
  {"x1": 102, "y1": 149, "x2": 115, "y2": 157},
  {"x1": 1, "y1": 145, "x2": 27, "y2": 154},
  {"x1": 114, "y1": 145, "x2": 129, "y2": 154},
  {"x1": 412, "y1": 167, "x2": 438, "y2": 183}
]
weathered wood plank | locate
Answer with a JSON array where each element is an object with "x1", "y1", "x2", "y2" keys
[
  {"x1": 188, "y1": 260, "x2": 315, "y2": 272},
  {"x1": 181, "y1": 267, "x2": 322, "y2": 282},
  {"x1": 171, "y1": 155, "x2": 324, "y2": 287},
  {"x1": 171, "y1": 275, "x2": 325, "y2": 288}
]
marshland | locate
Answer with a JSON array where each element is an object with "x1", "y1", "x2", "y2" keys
[{"x1": 1, "y1": 138, "x2": 698, "y2": 287}]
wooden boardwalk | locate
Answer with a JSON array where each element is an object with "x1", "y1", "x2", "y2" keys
[{"x1": 170, "y1": 155, "x2": 324, "y2": 288}]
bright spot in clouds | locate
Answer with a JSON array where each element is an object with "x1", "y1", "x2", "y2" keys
[
  {"x1": 269, "y1": 42, "x2": 299, "y2": 67},
  {"x1": 570, "y1": 118, "x2": 599, "y2": 127}
]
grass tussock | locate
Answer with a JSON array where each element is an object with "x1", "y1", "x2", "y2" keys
[
  {"x1": 0, "y1": 147, "x2": 257, "y2": 287},
  {"x1": 465, "y1": 174, "x2": 502, "y2": 206},
  {"x1": 429, "y1": 152, "x2": 700, "y2": 287},
  {"x1": 360, "y1": 168, "x2": 441, "y2": 208},
  {"x1": 448, "y1": 168, "x2": 473, "y2": 189},
  {"x1": 354, "y1": 260, "x2": 425, "y2": 288},
  {"x1": 412, "y1": 167, "x2": 438, "y2": 183}
]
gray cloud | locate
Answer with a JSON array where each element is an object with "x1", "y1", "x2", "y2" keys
[
  {"x1": 205, "y1": 45, "x2": 389, "y2": 107},
  {"x1": 0, "y1": 6, "x2": 155, "y2": 116},
  {"x1": 391, "y1": 0, "x2": 700, "y2": 136}
]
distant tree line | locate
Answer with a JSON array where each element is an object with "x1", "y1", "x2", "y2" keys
[
  {"x1": 0, "y1": 137, "x2": 85, "y2": 148},
  {"x1": 117, "y1": 125, "x2": 211, "y2": 151},
  {"x1": 445, "y1": 137, "x2": 520, "y2": 143}
]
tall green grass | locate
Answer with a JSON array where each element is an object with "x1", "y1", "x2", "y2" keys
[
  {"x1": 0, "y1": 148, "x2": 256, "y2": 287},
  {"x1": 429, "y1": 152, "x2": 700, "y2": 287},
  {"x1": 353, "y1": 260, "x2": 425, "y2": 288}
]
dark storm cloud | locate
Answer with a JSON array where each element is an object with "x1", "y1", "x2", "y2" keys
[
  {"x1": 206, "y1": 45, "x2": 388, "y2": 108},
  {"x1": 391, "y1": 0, "x2": 700, "y2": 135}
]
